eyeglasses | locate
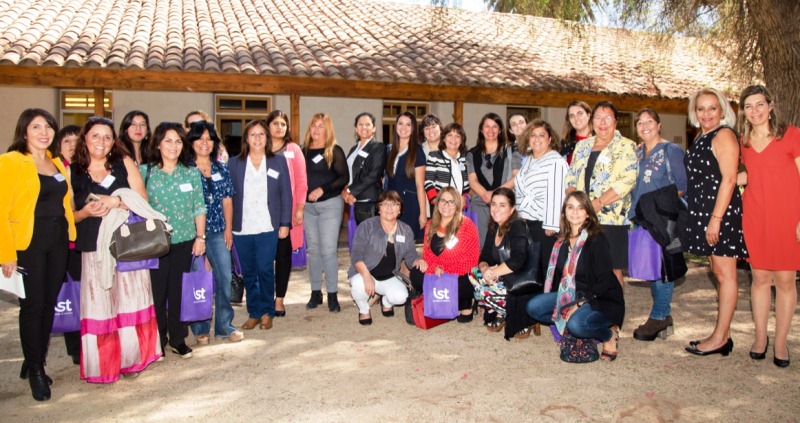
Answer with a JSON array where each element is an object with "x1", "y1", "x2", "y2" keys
[
  {"x1": 438, "y1": 199, "x2": 456, "y2": 207},
  {"x1": 484, "y1": 153, "x2": 493, "y2": 169},
  {"x1": 88, "y1": 116, "x2": 113, "y2": 125},
  {"x1": 592, "y1": 115, "x2": 615, "y2": 124},
  {"x1": 379, "y1": 201, "x2": 400, "y2": 208}
]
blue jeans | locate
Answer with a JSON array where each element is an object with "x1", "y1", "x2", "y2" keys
[
  {"x1": 305, "y1": 196, "x2": 344, "y2": 293},
  {"x1": 233, "y1": 231, "x2": 278, "y2": 318},
  {"x1": 649, "y1": 280, "x2": 674, "y2": 320},
  {"x1": 526, "y1": 292, "x2": 614, "y2": 342},
  {"x1": 190, "y1": 232, "x2": 237, "y2": 338}
]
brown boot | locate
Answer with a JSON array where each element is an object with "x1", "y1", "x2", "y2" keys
[
  {"x1": 241, "y1": 318, "x2": 259, "y2": 330},
  {"x1": 633, "y1": 316, "x2": 674, "y2": 341},
  {"x1": 260, "y1": 315, "x2": 273, "y2": 330}
]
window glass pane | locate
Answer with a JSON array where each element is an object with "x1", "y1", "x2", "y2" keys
[
  {"x1": 219, "y1": 99, "x2": 242, "y2": 110},
  {"x1": 244, "y1": 100, "x2": 268, "y2": 111}
]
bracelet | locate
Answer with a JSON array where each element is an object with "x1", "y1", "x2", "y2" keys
[{"x1": 711, "y1": 214, "x2": 723, "y2": 221}]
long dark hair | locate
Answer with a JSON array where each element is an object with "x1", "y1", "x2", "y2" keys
[
  {"x1": 72, "y1": 117, "x2": 127, "y2": 174},
  {"x1": 49, "y1": 125, "x2": 81, "y2": 161},
  {"x1": 472, "y1": 112, "x2": 508, "y2": 158},
  {"x1": 386, "y1": 111, "x2": 420, "y2": 179},
  {"x1": 488, "y1": 187, "x2": 519, "y2": 237},
  {"x1": 119, "y1": 110, "x2": 151, "y2": 162},
  {"x1": 8, "y1": 108, "x2": 59, "y2": 154},
  {"x1": 266, "y1": 110, "x2": 293, "y2": 145},
  {"x1": 238, "y1": 120, "x2": 275, "y2": 159},
  {"x1": 561, "y1": 100, "x2": 592, "y2": 147},
  {"x1": 438, "y1": 122, "x2": 467, "y2": 156},
  {"x1": 144, "y1": 122, "x2": 190, "y2": 168},
  {"x1": 558, "y1": 191, "x2": 601, "y2": 241},
  {"x1": 187, "y1": 121, "x2": 222, "y2": 161}
]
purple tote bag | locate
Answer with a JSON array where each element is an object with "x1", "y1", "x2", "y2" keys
[
  {"x1": 291, "y1": 237, "x2": 308, "y2": 268},
  {"x1": 52, "y1": 274, "x2": 80, "y2": 333},
  {"x1": 423, "y1": 273, "x2": 459, "y2": 320},
  {"x1": 180, "y1": 255, "x2": 214, "y2": 322},
  {"x1": 347, "y1": 205, "x2": 357, "y2": 251},
  {"x1": 628, "y1": 226, "x2": 662, "y2": 281}
]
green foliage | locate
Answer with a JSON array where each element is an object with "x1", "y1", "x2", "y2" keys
[{"x1": 486, "y1": 0, "x2": 598, "y2": 21}]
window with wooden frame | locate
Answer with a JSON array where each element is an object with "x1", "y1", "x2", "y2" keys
[
  {"x1": 215, "y1": 94, "x2": 271, "y2": 157},
  {"x1": 617, "y1": 111, "x2": 635, "y2": 141},
  {"x1": 381, "y1": 101, "x2": 429, "y2": 143},
  {"x1": 506, "y1": 105, "x2": 542, "y2": 125},
  {"x1": 60, "y1": 90, "x2": 113, "y2": 127}
]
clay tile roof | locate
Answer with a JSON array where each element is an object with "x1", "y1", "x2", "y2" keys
[{"x1": 0, "y1": 0, "x2": 735, "y2": 99}]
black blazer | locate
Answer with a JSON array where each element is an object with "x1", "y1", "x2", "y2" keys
[{"x1": 347, "y1": 139, "x2": 386, "y2": 203}]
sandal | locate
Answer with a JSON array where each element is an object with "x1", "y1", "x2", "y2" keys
[
  {"x1": 486, "y1": 317, "x2": 506, "y2": 333},
  {"x1": 514, "y1": 326, "x2": 532, "y2": 340},
  {"x1": 601, "y1": 326, "x2": 619, "y2": 362}
]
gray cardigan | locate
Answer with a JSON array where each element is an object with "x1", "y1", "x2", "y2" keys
[{"x1": 347, "y1": 216, "x2": 419, "y2": 279}]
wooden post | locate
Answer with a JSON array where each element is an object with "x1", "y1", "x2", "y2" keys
[
  {"x1": 454, "y1": 100, "x2": 463, "y2": 125},
  {"x1": 93, "y1": 88, "x2": 105, "y2": 116},
  {"x1": 290, "y1": 93, "x2": 300, "y2": 140}
]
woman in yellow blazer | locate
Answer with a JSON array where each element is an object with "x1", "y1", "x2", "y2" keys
[
  {"x1": 566, "y1": 101, "x2": 637, "y2": 286},
  {"x1": 0, "y1": 109, "x2": 76, "y2": 402}
]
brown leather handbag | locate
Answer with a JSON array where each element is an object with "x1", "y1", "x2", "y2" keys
[{"x1": 109, "y1": 213, "x2": 172, "y2": 261}]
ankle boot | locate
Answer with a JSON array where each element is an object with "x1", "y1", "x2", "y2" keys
[
  {"x1": 306, "y1": 291, "x2": 323, "y2": 309},
  {"x1": 20, "y1": 360, "x2": 52, "y2": 385},
  {"x1": 328, "y1": 293, "x2": 341, "y2": 313},
  {"x1": 633, "y1": 316, "x2": 674, "y2": 341},
  {"x1": 28, "y1": 363, "x2": 51, "y2": 401}
]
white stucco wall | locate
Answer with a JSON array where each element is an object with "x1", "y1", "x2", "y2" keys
[
  {"x1": 298, "y1": 97, "x2": 383, "y2": 152},
  {"x1": 113, "y1": 90, "x2": 214, "y2": 125},
  {"x1": 0, "y1": 87, "x2": 59, "y2": 152}
]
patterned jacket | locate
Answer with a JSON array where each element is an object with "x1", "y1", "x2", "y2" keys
[{"x1": 424, "y1": 150, "x2": 469, "y2": 203}]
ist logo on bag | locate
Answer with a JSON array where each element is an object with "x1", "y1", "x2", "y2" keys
[
  {"x1": 54, "y1": 299, "x2": 74, "y2": 313},
  {"x1": 432, "y1": 287, "x2": 450, "y2": 301},
  {"x1": 193, "y1": 288, "x2": 207, "y2": 301}
]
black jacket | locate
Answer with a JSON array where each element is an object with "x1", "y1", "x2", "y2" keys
[
  {"x1": 347, "y1": 139, "x2": 386, "y2": 203},
  {"x1": 634, "y1": 184, "x2": 688, "y2": 281}
]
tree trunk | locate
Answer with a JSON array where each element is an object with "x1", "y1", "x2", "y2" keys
[{"x1": 750, "y1": 0, "x2": 800, "y2": 126}]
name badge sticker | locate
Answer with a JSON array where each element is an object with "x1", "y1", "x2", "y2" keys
[
  {"x1": 598, "y1": 154, "x2": 611, "y2": 165},
  {"x1": 312, "y1": 154, "x2": 324, "y2": 164},
  {"x1": 211, "y1": 173, "x2": 223, "y2": 182},
  {"x1": 357, "y1": 150, "x2": 369, "y2": 158},
  {"x1": 179, "y1": 183, "x2": 193, "y2": 192},
  {"x1": 267, "y1": 168, "x2": 280, "y2": 179},
  {"x1": 284, "y1": 151, "x2": 295, "y2": 159},
  {"x1": 53, "y1": 173, "x2": 66, "y2": 182},
  {"x1": 445, "y1": 235, "x2": 459, "y2": 249},
  {"x1": 99, "y1": 174, "x2": 116, "y2": 189},
  {"x1": 395, "y1": 234, "x2": 406, "y2": 243}
]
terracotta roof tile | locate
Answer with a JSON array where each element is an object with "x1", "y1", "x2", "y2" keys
[{"x1": 0, "y1": 0, "x2": 736, "y2": 99}]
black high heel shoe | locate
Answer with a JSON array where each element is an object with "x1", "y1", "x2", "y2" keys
[
  {"x1": 774, "y1": 346, "x2": 790, "y2": 368},
  {"x1": 28, "y1": 363, "x2": 51, "y2": 401},
  {"x1": 749, "y1": 338, "x2": 769, "y2": 360},
  {"x1": 685, "y1": 338, "x2": 734, "y2": 357},
  {"x1": 20, "y1": 361, "x2": 52, "y2": 386}
]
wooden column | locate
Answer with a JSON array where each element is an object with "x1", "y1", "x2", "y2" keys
[
  {"x1": 454, "y1": 100, "x2": 463, "y2": 125},
  {"x1": 290, "y1": 93, "x2": 300, "y2": 140},
  {"x1": 93, "y1": 88, "x2": 105, "y2": 116}
]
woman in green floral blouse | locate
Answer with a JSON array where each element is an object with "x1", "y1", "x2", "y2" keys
[{"x1": 141, "y1": 122, "x2": 207, "y2": 360}]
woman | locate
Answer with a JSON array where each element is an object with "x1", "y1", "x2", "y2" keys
[
  {"x1": 185, "y1": 121, "x2": 243, "y2": 344},
  {"x1": 507, "y1": 113, "x2": 527, "y2": 147},
  {"x1": 119, "y1": 110, "x2": 151, "y2": 164},
  {"x1": 344, "y1": 112, "x2": 386, "y2": 224},
  {"x1": 514, "y1": 119, "x2": 568, "y2": 278},
  {"x1": 683, "y1": 87, "x2": 747, "y2": 357},
  {"x1": 628, "y1": 108, "x2": 687, "y2": 341},
  {"x1": 420, "y1": 114, "x2": 443, "y2": 159},
  {"x1": 70, "y1": 116, "x2": 160, "y2": 382},
  {"x1": 466, "y1": 113, "x2": 521, "y2": 248},
  {"x1": 385, "y1": 111, "x2": 427, "y2": 240},
  {"x1": 349, "y1": 191, "x2": 426, "y2": 325},
  {"x1": 49, "y1": 124, "x2": 82, "y2": 364},
  {"x1": 476, "y1": 188, "x2": 541, "y2": 340},
  {"x1": 184, "y1": 110, "x2": 228, "y2": 163},
  {"x1": 410, "y1": 187, "x2": 480, "y2": 322},
  {"x1": 228, "y1": 120, "x2": 292, "y2": 331},
  {"x1": 141, "y1": 123, "x2": 207, "y2": 359},
  {"x1": 737, "y1": 84, "x2": 799, "y2": 367},
  {"x1": 424, "y1": 122, "x2": 470, "y2": 206},
  {"x1": 267, "y1": 111, "x2": 307, "y2": 317},
  {"x1": 525, "y1": 191, "x2": 625, "y2": 361},
  {"x1": 565, "y1": 101, "x2": 637, "y2": 286},
  {"x1": 303, "y1": 113, "x2": 348, "y2": 312},
  {"x1": 0, "y1": 109, "x2": 75, "y2": 400},
  {"x1": 561, "y1": 101, "x2": 593, "y2": 165}
]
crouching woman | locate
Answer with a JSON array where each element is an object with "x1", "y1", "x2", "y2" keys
[{"x1": 348, "y1": 190, "x2": 427, "y2": 325}]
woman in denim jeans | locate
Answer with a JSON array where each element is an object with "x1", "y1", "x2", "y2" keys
[
  {"x1": 526, "y1": 191, "x2": 625, "y2": 362},
  {"x1": 186, "y1": 121, "x2": 243, "y2": 344}
]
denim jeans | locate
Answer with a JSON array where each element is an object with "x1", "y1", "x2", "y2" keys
[
  {"x1": 649, "y1": 280, "x2": 674, "y2": 320},
  {"x1": 233, "y1": 231, "x2": 278, "y2": 318},
  {"x1": 304, "y1": 196, "x2": 344, "y2": 293},
  {"x1": 526, "y1": 292, "x2": 614, "y2": 342},
  {"x1": 190, "y1": 232, "x2": 237, "y2": 338}
]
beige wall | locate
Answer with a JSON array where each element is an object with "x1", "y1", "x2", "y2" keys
[
  {"x1": 0, "y1": 87, "x2": 59, "y2": 152},
  {"x1": 298, "y1": 96, "x2": 382, "y2": 152},
  {"x1": 463, "y1": 103, "x2": 506, "y2": 150},
  {"x1": 113, "y1": 90, "x2": 214, "y2": 125}
]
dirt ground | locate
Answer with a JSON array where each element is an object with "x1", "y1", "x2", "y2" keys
[{"x1": 0, "y1": 250, "x2": 798, "y2": 422}]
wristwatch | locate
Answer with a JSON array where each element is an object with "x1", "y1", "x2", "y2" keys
[{"x1": 196, "y1": 234, "x2": 206, "y2": 242}]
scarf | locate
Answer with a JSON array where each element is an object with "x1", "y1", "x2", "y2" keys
[{"x1": 544, "y1": 229, "x2": 588, "y2": 335}]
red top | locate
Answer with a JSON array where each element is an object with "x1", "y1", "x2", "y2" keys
[{"x1": 422, "y1": 217, "x2": 480, "y2": 276}]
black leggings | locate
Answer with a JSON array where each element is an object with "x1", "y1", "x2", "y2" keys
[
  {"x1": 274, "y1": 236, "x2": 291, "y2": 298},
  {"x1": 409, "y1": 267, "x2": 473, "y2": 311},
  {"x1": 63, "y1": 248, "x2": 81, "y2": 358}
]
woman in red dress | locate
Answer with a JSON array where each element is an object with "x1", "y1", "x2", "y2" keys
[{"x1": 738, "y1": 85, "x2": 800, "y2": 368}]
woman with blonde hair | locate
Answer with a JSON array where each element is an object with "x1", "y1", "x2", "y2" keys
[{"x1": 303, "y1": 113, "x2": 348, "y2": 312}]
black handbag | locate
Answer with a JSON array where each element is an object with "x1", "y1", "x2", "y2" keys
[
  {"x1": 230, "y1": 244, "x2": 245, "y2": 304},
  {"x1": 109, "y1": 215, "x2": 171, "y2": 261},
  {"x1": 498, "y1": 224, "x2": 543, "y2": 296}
]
